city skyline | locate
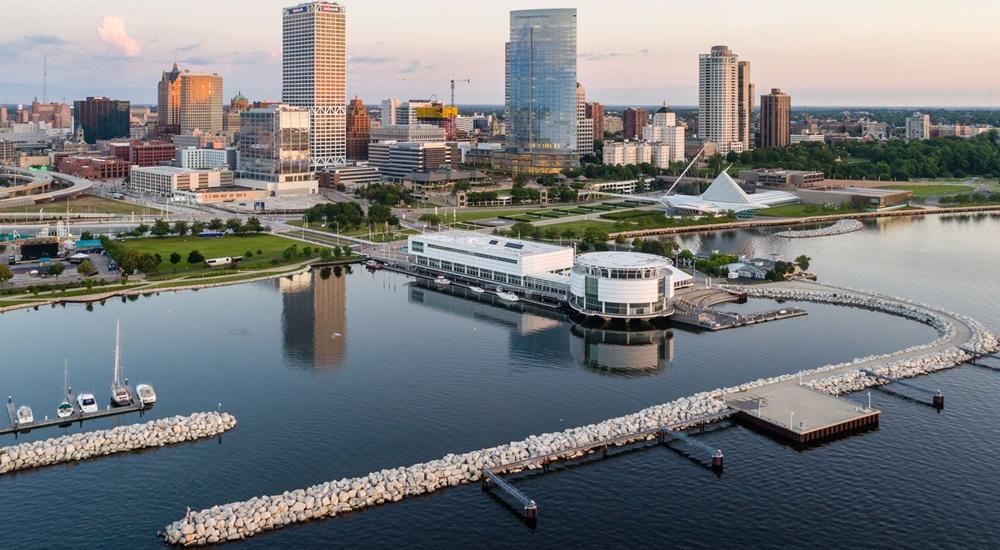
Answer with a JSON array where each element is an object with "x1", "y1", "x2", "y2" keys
[{"x1": 1, "y1": 0, "x2": 997, "y2": 107}]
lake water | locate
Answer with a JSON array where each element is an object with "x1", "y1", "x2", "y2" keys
[{"x1": 2, "y1": 212, "x2": 999, "y2": 548}]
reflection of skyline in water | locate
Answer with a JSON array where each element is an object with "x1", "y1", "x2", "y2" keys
[
  {"x1": 408, "y1": 282, "x2": 676, "y2": 375},
  {"x1": 280, "y1": 269, "x2": 347, "y2": 370},
  {"x1": 569, "y1": 325, "x2": 674, "y2": 375}
]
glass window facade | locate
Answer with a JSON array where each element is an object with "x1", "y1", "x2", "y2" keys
[
  {"x1": 238, "y1": 105, "x2": 312, "y2": 183},
  {"x1": 505, "y1": 9, "x2": 577, "y2": 154}
]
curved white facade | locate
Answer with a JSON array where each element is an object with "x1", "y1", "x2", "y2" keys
[{"x1": 569, "y1": 252, "x2": 690, "y2": 319}]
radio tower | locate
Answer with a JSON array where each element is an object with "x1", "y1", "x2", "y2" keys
[{"x1": 42, "y1": 55, "x2": 48, "y2": 103}]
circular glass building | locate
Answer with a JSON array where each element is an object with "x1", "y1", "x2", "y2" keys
[{"x1": 569, "y1": 252, "x2": 690, "y2": 320}]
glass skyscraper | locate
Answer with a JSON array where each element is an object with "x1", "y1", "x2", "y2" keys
[{"x1": 497, "y1": 8, "x2": 578, "y2": 174}]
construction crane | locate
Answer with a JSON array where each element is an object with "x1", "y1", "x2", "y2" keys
[{"x1": 449, "y1": 78, "x2": 470, "y2": 107}]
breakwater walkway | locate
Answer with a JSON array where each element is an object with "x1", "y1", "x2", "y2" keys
[
  {"x1": 160, "y1": 281, "x2": 999, "y2": 546},
  {"x1": 0, "y1": 412, "x2": 236, "y2": 475},
  {"x1": 774, "y1": 219, "x2": 863, "y2": 238}
]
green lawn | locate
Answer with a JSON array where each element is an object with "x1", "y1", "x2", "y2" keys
[
  {"x1": 883, "y1": 184, "x2": 974, "y2": 198},
  {"x1": 756, "y1": 204, "x2": 867, "y2": 217},
  {"x1": 0, "y1": 195, "x2": 166, "y2": 215},
  {"x1": 119, "y1": 234, "x2": 296, "y2": 274},
  {"x1": 286, "y1": 220, "x2": 414, "y2": 242},
  {"x1": 451, "y1": 208, "x2": 547, "y2": 222}
]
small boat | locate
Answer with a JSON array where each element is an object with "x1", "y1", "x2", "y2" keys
[
  {"x1": 57, "y1": 360, "x2": 73, "y2": 419},
  {"x1": 495, "y1": 287, "x2": 520, "y2": 302},
  {"x1": 110, "y1": 320, "x2": 132, "y2": 407},
  {"x1": 77, "y1": 393, "x2": 98, "y2": 413},
  {"x1": 434, "y1": 276, "x2": 452, "y2": 285},
  {"x1": 135, "y1": 384, "x2": 157, "y2": 405},
  {"x1": 16, "y1": 405, "x2": 33, "y2": 425},
  {"x1": 365, "y1": 260, "x2": 382, "y2": 270},
  {"x1": 468, "y1": 286, "x2": 485, "y2": 294}
]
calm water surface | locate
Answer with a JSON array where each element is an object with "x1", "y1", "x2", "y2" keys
[{"x1": 1, "y1": 213, "x2": 998, "y2": 549}]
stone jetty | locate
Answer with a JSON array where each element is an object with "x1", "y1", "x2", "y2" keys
[
  {"x1": 0, "y1": 412, "x2": 236, "y2": 475},
  {"x1": 162, "y1": 282, "x2": 998, "y2": 546},
  {"x1": 774, "y1": 219, "x2": 863, "y2": 238}
]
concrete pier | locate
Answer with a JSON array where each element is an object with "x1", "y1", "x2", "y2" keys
[{"x1": 730, "y1": 384, "x2": 879, "y2": 444}]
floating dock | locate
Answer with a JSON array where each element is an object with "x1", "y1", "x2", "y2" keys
[
  {"x1": 728, "y1": 384, "x2": 879, "y2": 445},
  {"x1": 2, "y1": 387, "x2": 152, "y2": 436}
]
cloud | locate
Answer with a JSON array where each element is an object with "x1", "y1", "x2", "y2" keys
[
  {"x1": 176, "y1": 42, "x2": 201, "y2": 53},
  {"x1": 0, "y1": 34, "x2": 71, "y2": 56},
  {"x1": 350, "y1": 55, "x2": 393, "y2": 65},
  {"x1": 401, "y1": 60, "x2": 434, "y2": 74},
  {"x1": 97, "y1": 16, "x2": 141, "y2": 57},
  {"x1": 579, "y1": 50, "x2": 652, "y2": 61},
  {"x1": 181, "y1": 56, "x2": 213, "y2": 66}
]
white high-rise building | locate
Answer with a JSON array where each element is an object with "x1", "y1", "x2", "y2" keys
[
  {"x1": 282, "y1": 2, "x2": 346, "y2": 169},
  {"x1": 699, "y1": 45, "x2": 752, "y2": 155},
  {"x1": 642, "y1": 101, "x2": 686, "y2": 163},
  {"x1": 380, "y1": 98, "x2": 399, "y2": 126},
  {"x1": 575, "y1": 82, "x2": 593, "y2": 155},
  {"x1": 905, "y1": 112, "x2": 930, "y2": 141}
]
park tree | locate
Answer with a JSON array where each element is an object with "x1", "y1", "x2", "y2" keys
[
  {"x1": 0, "y1": 264, "x2": 12, "y2": 289},
  {"x1": 225, "y1": 218, "x2": 244, "y2": 234},
  {"x1": 581, "y1": 226, "x2": 609, "y2": 244},
  {"x1": 191, "y1": 221, "x2": 205, "y2": 235},
  {"x1": 332, "y1": 246, "x2": 343, "y2": 259},
  {"x1": 173, "y1": 220, "x2": 189, "y2": 236},
  {"x1": 151, "y1": 219, "x2": 171, "y2": 238},
  {"x1": 795, "y1": 255, "x2": 812, "y2": 271},
  {"x1": 80, "y1": 231, "x2": 95, "y2": 241},
  {"x1": 77, "y1": 259, "x2": 96, "y2": 276},
  {"x1": 320, "y1": 247, "x2": 332, "y2": 260},
  {"x1": 366, "y1": 204, "x2": 395, "y2": 225},
  {"x1": 244, "y1": 250, "x2": 254, "y2": 259},
  {"x1": 614, "y1": 234, "x2": 627, "y2": 245},
  {"x1": 48, "y1": 261, "x2": 65, "y2": 278},
  {"x1": 135, "y1": 223, "x2": 150, "y2": 235},
  {"x1": 244, "y1": 216, "x2": 264, "y2": 233},
  {"x1": 187, "y1": 249, "x2": 205, "y2": 264},
  {"x1": 138, "y1": 253, "x2": 160, "y2": 273},
  {"x1": 418, "y1": 213, "x2": 441, "y2": 226},
  {"x1": 169, "y1": 252, "x2": 182, "y2": 269},
  {"x1": 282, "y1": 245, "x2": 300, "y2": 260},
  {"x1": 208, "y1": 218, "x2": 225, "y2": 231},
  {"x1": 120, "y1": 250, "x2": 141, "y2": 274}
]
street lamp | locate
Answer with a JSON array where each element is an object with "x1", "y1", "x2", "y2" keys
[{"x1": 790, "y1": 411, "x2": 795, "y2": 430}]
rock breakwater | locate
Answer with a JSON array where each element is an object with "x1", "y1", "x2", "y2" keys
[
  {"x1": 775, "y1": 219, "x2": 863, "y2": 238},
  {"x1": 0, "y1": 412, "x2": 236, "y2": 475}
]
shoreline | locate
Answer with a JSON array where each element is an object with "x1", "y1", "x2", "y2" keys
[
  {"x1": 0, "y1": 258, "x2": 360, "y2": 315},
  {"x1": 611, "y1": 203, "x2": 1000, "y2": 238}
]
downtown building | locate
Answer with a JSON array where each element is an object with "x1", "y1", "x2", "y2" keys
[
  {"x1": 345, "y1": 97, "x2": 371, "y2": 160},
  {"x1": 698, "y1": 45, "x2": 753, "y2": 155},
  {"x1": 760, "y1": 88, "x2": 791, "y2": 148},
  {"x1": 73, "y1": 97, "x2": 130, "y2": 144},
  {"x1": 282, "y1": 1, "x2": 347, "y2": 169},
  {"x1": 641, "y1": 102, "x2": 686, "y2": 163},
  {"x1": 494, "y1": 8, "x2": 579, "y2": 174},
  {"x1": 237, "y1": 104, "x2": 317, "y2": 195},
  {"x1": 576, "y1": 82, "x2": 594, "y2": 156},
  {"x1": 157, "y1": 64, "x2": 224, "y2": 136},
  {"x1": 905, "y1": 112, "x2": 930, "y2": 140}
]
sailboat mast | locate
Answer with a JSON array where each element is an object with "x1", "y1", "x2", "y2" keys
[{"x1": 114, "y1": 319, "x2": 121, "y2": 386}]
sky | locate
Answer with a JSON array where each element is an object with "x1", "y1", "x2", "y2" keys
[{"x1": 1, "y1": 0, "x2": 998, "y2": 108}]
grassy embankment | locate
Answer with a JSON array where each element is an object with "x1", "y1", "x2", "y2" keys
[{"x1": 0, "y1": 195, "x2": 166, "y2": 215}]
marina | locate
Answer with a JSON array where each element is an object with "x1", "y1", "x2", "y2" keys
[{"x1": 3, "y1": 387, "x2": 153, "y2": 437}]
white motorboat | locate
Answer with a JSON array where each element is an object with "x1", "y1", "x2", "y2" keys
[
  {"x1": 434, "y1": 276, "x2": 452, "y2": 285},
  {"x1": 110, "y1": 320, "x2": 132, "y2": 407},
  {"x1": 16, "y1": 405, "x2": 33, "y2": 425},
  {"x1": 77, "y1": 393, "x2": 98, "y2": 413},
  {"x1": 468, "y1": 286, "x2": 485, "y2": 294},
  {"x1": 495, "y1": 287, "x2": 520, "y2": 302},
  {"x1": 57, "y1": 360, "x2": 74, "y2": 419},
  {"x1": 135, "y1": 384, "x2": 157, "y2": 405}
]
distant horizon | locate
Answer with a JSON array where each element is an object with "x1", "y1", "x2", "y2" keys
[{"x1": 1, "y1": 1, "x2": 997, "y2": 107}]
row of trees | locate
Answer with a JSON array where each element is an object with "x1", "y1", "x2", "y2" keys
[
  {"x1": 728, "y1": 133, "x2": 1000, "y2": 180},
  {"x1": 303, "y1": 202, "x2": 398, "y2": 232},
  {"x1": 126, "y1": 217, "x2": 265, "y2": 239},
  {"x1": 355, "y1": 183, "x2": 415, "y2": 206}
]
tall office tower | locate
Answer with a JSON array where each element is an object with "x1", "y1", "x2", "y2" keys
[
  {"x1": 282, "y1": 1, "x2": 347, "y2": 169},
  {"x1": 737, "y1": 60, "x2": 754, "y2": 149},
  {"x1": 380, "y1": 98, "x2": 398, "y2": 126},
  {"x1": 905, "y1": 112, "x2": 930, "y2": 140},
  {"x1": 623, "y1": 107, "x2": 647, "y2": 140},
  {"x1": 238, "y1": 103, "x2": 316, "y2": 194},
  {"x1": 179, "y1": 72, "x2": 224, "y2": 134},
  {"x1": 760, "y1": 88, "x2": 791, "y2": 148},
  {"x1": 157, "y1": 63, "x2": 182, "y2": 135},
  {"x1": 73, "y1": 96, "x2": 130, "y2": 144},
  {"x1": 699, "y1": 45, "x2": 752, "y2": 154},
  {"x1": 345, "y1": 97, "x2": 371, "y2": 160},
  {"x1": 575, "y1": 82, "x2": 593, "y2": 155},
  {"x1": 497, "y1": 8, "x2": 578, "y2": 174},
  {"x1": 586, "y1": 102, "x2": 604, "y2": 137}
]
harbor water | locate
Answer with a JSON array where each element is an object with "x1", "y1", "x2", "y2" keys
[{"x1": 1, "y1": 212, "x2": 999, "y2": 548}]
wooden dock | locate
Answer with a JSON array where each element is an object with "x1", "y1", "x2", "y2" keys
[
  {"x1": 672, "y1": 307, "x2": 808, "y2": 331},
  {"x1": 728, "y1": 384, "x2": 879, "y2": 445},
  {"x1": 2, "y1": 386, "x2": 152, "y2": 437}
]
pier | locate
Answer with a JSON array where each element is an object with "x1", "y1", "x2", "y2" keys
[
  {"x1": 729, "y1": 384, "x2": 880, "y2": 445},
  {"x1": 862, "y1": 369, "x2": 945, "y2": 408},
  {"x1": 2, "y1": 387, "x2": 152, "y2": 437}
]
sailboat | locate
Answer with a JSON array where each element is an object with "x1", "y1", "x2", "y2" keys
[
  {"x1": 110, "y1": 320, "x2": 132, "y2": 407},
  {"x1": 57, "y1": 359, "x2": 74, "y2": 419}
]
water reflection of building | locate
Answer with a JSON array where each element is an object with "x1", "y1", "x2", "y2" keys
[
  {"x1": 407, "y1": 284, "x2": 562, "y2": 336},
  {"x1": 569, "y1": 325, "x2": 674, "y2": 374},
  {"x1": 280, "y1": 269, "x2": 347, "y2": 369}
]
